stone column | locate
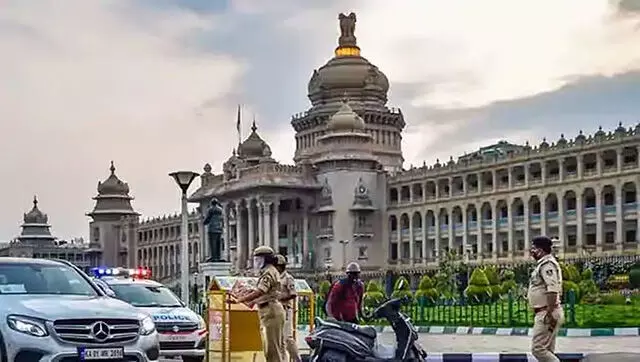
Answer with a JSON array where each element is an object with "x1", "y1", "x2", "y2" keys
[
  {"x1": 409, "y1": 212, "x2": 415, "y2": 265},
  {"x1": 507, "y1": 201, "x2": 514, "y2": 258},
  {"x1": 617, "y1": 147, "x2": 623, "y2": 172},
  {"x1": 448, "y1": 208, "x2": 454, "y2": 251},
  {"x1": 302, "y1": 209, "x2": 309, "y2": 267},
  {"x1": 541, "y1": 195, "x2": 548, "y2": 237},
  {"x1": 559, "y1": 158, "x2": 565, "y2": 183},
  {"x1": 577, "y1": 154, "x2": 584, "y2": 179},
  {"x1": 257, "y1": 201, "x2": 264, "y2": 246},
  {"x1": 222, "y1": 202, "x2": 230, "y2": 260},
  {"x1": 433, "y1": 210, "x2": 440, "y2": 262},
  {"x1": 477, "y1": 173, "x2": 483, "y2": 193},
  {"x1": 235, "y1": 202, "x2": 242, "y2": 268},
  {"x1": 491, "y1": 170, "x2": 497, "y2": 192},
  {"x1": 597, "y1": 152, "x2": 603, "y2": 176},
  {"x1": 397, "y1": 217, "x2": 402, "y2": 260},
  {"x1": 422, "y1": 210, "x2": 428, "y2": 263},
  {"x1": 558, "y1": 194, "x2": 565, "y2": 255},
  {"x1": 246, "y1": 199, "x2": 255, "y2": 267},
  {"x1": 576, "y1": 191, "x2": 584, "y2": 250},
  {"x1": 524, "y1": 163, "x2": 529, "y2": 188},
  {"x1": 595, "y1": 189, "x2": 603, "y2": 252},
  {"x1": 524, "y1": 201, "x2": 530, "y2": 258},
  {"x1": 616, "y1": 185, "x2": 624, "y2": 252},
  {"x1": 273, "y1": 199, "x2": 280, "y2": 252},
  {"x1": 492, "y1": 201, "x2": 498, "y2": 260},
  {"x1": 476, "y1": 203, "x2": 483, "y2": 262},
  {"x1": 462, "y1": 207, "x2": 468, "y2": 256},
  {"x1": 541, "y1": 162, "x2": 547, "y2": 185},
  {"x1": 263, "y1": 201, "x2": 272, "y2": 248}
]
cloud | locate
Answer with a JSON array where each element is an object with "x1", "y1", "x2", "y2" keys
[{"x1": 0, "y1": 0, "x2": 245, "y2": 239}]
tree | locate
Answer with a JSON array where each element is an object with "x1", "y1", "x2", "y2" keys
[
  {"x1": 391, "y1": 276, "x2": 413, "y2": 301},
  {"x1": 464, "y1": 267, "x2": 491, "y2": 304},
  {"x1": 363, "y1": 280, "x2": 385, "y2": 308},
  {"x1": 435, "y1": 250, "x2": 458, "y2": 299},
  {"x1": 629, "y1": 268, "x2": 640, "y2": 289},
  {"x1": 578, "y1": 268, "x2": 598, "y2": 300},
  {"x1": 415, "y1": 274, "x2": 439, "y2": 304},
  {"x1": 500, "y1": 269, "x2": 517, "y2": 295},
  {"x1": 318, "y1": 280, "x2": 331, "y2": 299},
  {"x1": 483, "y1": 265, "x2": 502, "y2": 300}
]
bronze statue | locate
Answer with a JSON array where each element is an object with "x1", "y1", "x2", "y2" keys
[
  {"x1": 203, "y1": 198, "x2": 224, "y2": 262},
  {"x1": 338, "y1": 12, "x2": 357, "y2": 47}
]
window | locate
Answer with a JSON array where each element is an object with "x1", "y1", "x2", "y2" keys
[
  {"x1": 109, "y1": 284, "x2": 183, "y2": 308},
  {"x1": 358, "y1": 246, "x2": 368, "y2": 260},
  {"x1": 279, "y1": 224, "x2": 288, "y2": 238},
  {"x1": 357, "y1": 215, "x2": 368, "y2": 227},
  {"x1": 324, "y1": 247, "x2": 331, "y2": 261},
  {"x1": 0, "y1": 262, "x2": 98, "y2": 296}
]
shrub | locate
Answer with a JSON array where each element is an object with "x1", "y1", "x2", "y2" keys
[
  {"x1": 415, "y1": 275, "x2": 439, "y2": 303},
  {"x1": 561, "y1": 263, "x2": 581, "y2": 283},
  {"x1": 318, "y1": 280, "x2": 331, "y2": 299},
  {"x1": 464, "y1": 267, "x2": 491, "y2": 304},
  {"x1": 483, "y1": 266, "x2": 501, "y2": 300},
  {"x1": 629, "y1": 268, "x2": 640, "y2": 289},
  {"x1": 363, "y1": 280, "x2": 386, "y2": 308},
  {"x1": 581, "y1": 268, "x2": 594, "y2": 280},
  {"x1": 501, "y1": 279, "x2": 518, "y2": 295},
  {"x1": 391, "y1": 276, "x2": 413, "y2": 301},
  {"x1": 562, "y1": 280, "x2": 580, "y2": 302}
]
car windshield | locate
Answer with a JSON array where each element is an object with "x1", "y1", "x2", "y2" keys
[
  {"x1": 0, "y1": 262, "x2": 99, "y2": 296},
  {"x1": 109, "y1": 283, "x2": 183, "y2": 307}
]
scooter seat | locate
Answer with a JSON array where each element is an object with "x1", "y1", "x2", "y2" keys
[{"x1": 315, "y1": 317, "x2": 377, "y2": 339}]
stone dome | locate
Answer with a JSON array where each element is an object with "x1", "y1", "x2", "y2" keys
[
  {"x1": 238, "y1": 121, "x2": 272, "y2": 159},
  {"x1": 23, "y1": 196, "x2": 48, "y2": 224},
  {"x1": 307, "y1": 12, "x2": 389, "y2": 107},
  {"x1": 327, "y1": 99, "x2": 365, "y2": 131},
  {"x1": 97, "y1": 161, "x2": 131, "y2": 195}
]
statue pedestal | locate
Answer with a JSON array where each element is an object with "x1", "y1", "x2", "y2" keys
[{"x1": 199, "y1": 261, "x2": 232, "y2": 290}]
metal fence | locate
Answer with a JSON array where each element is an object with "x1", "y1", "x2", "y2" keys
[{"x1": 296, "y1": 291, "x2": 640, "y2": 328}]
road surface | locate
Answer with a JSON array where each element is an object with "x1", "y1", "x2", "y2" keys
[{"x1": 159, "y1": 331, "x2": 640, "y2": 360}]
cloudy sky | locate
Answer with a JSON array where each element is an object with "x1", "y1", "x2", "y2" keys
[{"x1": 1, "y1": 0, "x2": 640, "y2": 241}]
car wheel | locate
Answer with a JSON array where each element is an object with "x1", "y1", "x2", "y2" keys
[
  {"x1": 0, "y1": 332, "x2": 7, "y2": 362},
  {"x1": 182, "y1": 356, "x2": 204, "y2": 362}
]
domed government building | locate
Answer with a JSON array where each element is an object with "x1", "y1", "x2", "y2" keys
[{"x1": 177, "y1": 12, "x2": 640, "y2": 277}]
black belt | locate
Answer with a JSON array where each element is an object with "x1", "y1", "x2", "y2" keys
[{"x1": 258, "y1": 301, "x2": 271, "y2": 309}]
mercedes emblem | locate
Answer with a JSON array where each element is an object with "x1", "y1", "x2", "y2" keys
[{"x1": 90, "y1": 321, "x2": 110, "y2": 342}]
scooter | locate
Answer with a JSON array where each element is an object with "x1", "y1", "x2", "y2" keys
[{"x1": 304, "y1": 290, "x2": 427, "y2": 361}]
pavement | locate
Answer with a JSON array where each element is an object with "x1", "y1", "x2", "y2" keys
[{"x1": 159, "y1": 331, "x2": 640, "y2": 361}]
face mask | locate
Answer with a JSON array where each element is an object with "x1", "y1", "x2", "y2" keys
[{"x1": 253, "y1": 256, "x2": 265, "y2": 271}]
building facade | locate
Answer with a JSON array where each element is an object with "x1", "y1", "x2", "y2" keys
[
  {"x1": 185, "y1": 13, "x2": 640, "y2": 276},
  {"x1": 387, "y1": 131, "x2": 640, "y2": 269},
  {"x1": 0, "y1": 196, "x2": 94, "y2": 269}
]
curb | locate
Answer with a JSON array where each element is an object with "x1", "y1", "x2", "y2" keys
[
  {"x1": 296, "y1": 325, "x2": 640, "y2": 337},
  {"x1": 302, "y1": 353, "x2": 585, "y2": 361}
]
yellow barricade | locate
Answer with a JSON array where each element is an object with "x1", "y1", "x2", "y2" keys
[{"x1": 205, "y1": 275, "x2": 315, "y2": 362}]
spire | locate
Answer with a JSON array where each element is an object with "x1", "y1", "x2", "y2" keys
[
  {"x1": 335, "y1": 12, "x2": 360, "y2": 57},
  {"x1": 236, "y1": 104, "x2": 242, "y2": 146},
  {"x1": 33, "y1": 195, "x2": 38, "y2": 208},
  {"x1": 110, "y1": 160, "x2": 116, "y2": 175},
  {"x1": 251, "y1": 115, "x2": 257, "y2": 133}
]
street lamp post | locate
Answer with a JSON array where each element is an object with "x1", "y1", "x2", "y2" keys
[{"x1": 169, "y1": 170, "x2": 199, "y2": 306}]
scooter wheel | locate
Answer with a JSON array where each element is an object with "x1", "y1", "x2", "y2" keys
[{"x1": 318, "y1": 350, "x2": 347, "y2": 362}]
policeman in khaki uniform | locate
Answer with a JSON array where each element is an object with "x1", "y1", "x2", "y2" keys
[
  {"x1": 275, "y1": 254, "x2": 301, "y2": 362},
  {"x1": 527, "y1": 236, "x2": 565, "y2": 362},
  {"x1": 232, "y1": 246, "x2": 285, "y2": 362}
]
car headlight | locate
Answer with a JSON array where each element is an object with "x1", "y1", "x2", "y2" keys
[
  {"x1": 197, "y1": 316, "x2": 206, "y2": 330},
  {"x1": 139, "y1": 316, "x2": 156, "y2": 335},
  {"x1": 7, "y1": 315, "x2": 48, "y2": 337}
]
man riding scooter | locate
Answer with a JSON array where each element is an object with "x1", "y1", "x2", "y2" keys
[{"x1": 326, "y1": 262, "x2": 365, "y2": 323}]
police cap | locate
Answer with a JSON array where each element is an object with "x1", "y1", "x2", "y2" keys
[
  {"x1": 532, "y1": 236, "x2": 553, "y2": 252},
  {"x1": 253, "y1": 245, "x2": 275, "y2": 257},
  {"x1": 346, "y1": 262, "x2": 361, "y2": 273},
  {"x1": 275, "y1": 254, "x2": 287, "y2": 266}
]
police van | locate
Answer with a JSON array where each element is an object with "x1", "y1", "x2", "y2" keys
[{"x1": 91, "y1": 267, "x2": 207, "y2": 362}]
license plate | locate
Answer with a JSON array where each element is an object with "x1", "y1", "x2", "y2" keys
[
  {"x1": 79, "y1": 347, "x2": 124, "y2": 360},
  {"x1": 161, "y1": 334, "x2": 189, "y2": 341}
]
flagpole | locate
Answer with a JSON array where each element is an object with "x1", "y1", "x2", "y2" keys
[{"x1": 236, "y1": 104, "x2": 242, "y2": 145}]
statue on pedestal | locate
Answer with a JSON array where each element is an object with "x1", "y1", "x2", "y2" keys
[{"x1": 203, "y1": 198, "x2": 224, "y2": 262}]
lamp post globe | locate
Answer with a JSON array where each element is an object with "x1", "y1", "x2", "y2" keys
[{"x1": 169, "y1": 170, "x2": 200, "y2": 306}]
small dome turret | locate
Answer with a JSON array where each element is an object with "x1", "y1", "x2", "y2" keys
[
  {"x1": 327, "y1": 99, "x2": 365, "y2": 131},
  {"x1": 97, "y1": 161, "x2": 130, "y2": 195},
  {"x1": 23, "y1": 195, "x2": 48, "y2": 225},
  {"x1": 237, "y1": 121, "x2": 272, "y2": 159}
]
